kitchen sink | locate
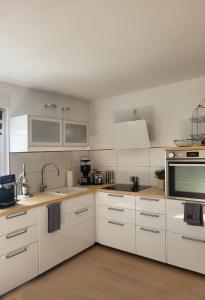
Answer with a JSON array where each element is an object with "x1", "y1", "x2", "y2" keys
[{"x1": 46, "y1": 186, "x2": 88, "y2": 195}]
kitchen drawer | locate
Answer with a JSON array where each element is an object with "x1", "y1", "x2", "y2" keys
[
  {"x1": 167, "y1": 231, "x2": 205, "y2": 274},
  {"x1": 0, "y1": 208, "x2": 39, "y2": 236},
  {"x1": 136, "y1": 226, "x2": 166, "y2": 262},
  {"x1": 166, "y1": 199, "x2": 205, "y2": 238},
  {"x1": 66, "y1": 206, "x2": 94, "y2": 228},
  {"x1": 0, "y1": 242, "x2": 39, "y2": 296},
  {"x1": 0, "y1": 224, "x2": 38, "y2": 256},
  {"x1": 136, "y1": 210, "x2": 165, "y2": 230},
  {"x1": 65, "y1": 219, "x2": 94, "y2": 259},
  {"x1": 96, "y1": 192, "x2": 135, "y2": 210},
  {"x1": 96, "y1": 204, "x2": 135, "y2": 224},
  {"x1": 66, "y1": 193, "x2": 94, "y2": 213},
  {"x1": 136, "y1": 196, "x2": 165, "y2": 214},
  {"x1": 96, "y1": 218, "x2": 135, "y2": 253}
]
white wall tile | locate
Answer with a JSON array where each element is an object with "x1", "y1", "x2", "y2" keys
[
  {"x1": 150, "y1": 148, "x2": 165, "y2": 167},
  {"x1": 45, "y1": 170, "x2": 68, "y2": 190},
  {"x1": 90, "y1": 150, "x2": 116, "y2": 167},
  {"x1": 71, "y1": 151, "x2": 90, "y2": 168},
  {"x1": 10, "y1": 152, "x2": 45, "y2": 174},
  {"x1": 27, "y1": 172, "x2": 42, "y2": 193},
  {"x1": 117, "y1": 149, "x2": 149, "y2": 167},
  {"x1": 45, "y1": 151, "x2": 72, "y2": 171},
  {"x1": 72, "y1": 167, "x2": 81, "y2": 185},
  {"x1": 150, "y1": 166, "x2": 165, "y2": 186},
  {"x1": 116, "y1": 167, "x2": 150, "y2": 185}
]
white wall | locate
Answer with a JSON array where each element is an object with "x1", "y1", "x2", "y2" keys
[
  {"x1": 0, "y1": 81, "x2": 89, "y2": 122},
  {"x1": 89, "y1": 76, "x2": 205, "y2": 149}
]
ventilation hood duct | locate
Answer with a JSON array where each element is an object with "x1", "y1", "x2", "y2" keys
[{"x1": 112, "y1": 119, "x2": 150, "y2": 149}]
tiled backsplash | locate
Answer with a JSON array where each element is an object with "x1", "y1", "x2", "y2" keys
[
  {"x1": 90, "y1": 148, "x2": 165, "y2": 186},
  {"x1": 10, "y1": 151, "x2": 90, "y2": 193},
  {"x1": 10, "y1": 148, "x2": 165, "y2": 193}
]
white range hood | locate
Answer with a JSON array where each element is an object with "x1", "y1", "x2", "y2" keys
[{"x1": 112, "y1": 119, "x2": 150, "y2": 149}]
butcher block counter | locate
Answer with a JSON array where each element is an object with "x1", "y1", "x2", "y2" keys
[{"x1": 0, "y1": 185, "x2": 165, "y2": 218}]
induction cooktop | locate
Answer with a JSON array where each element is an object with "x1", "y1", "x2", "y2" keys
[{"x1": 103, "y1": 184, "x2": 150, "y2": 192}]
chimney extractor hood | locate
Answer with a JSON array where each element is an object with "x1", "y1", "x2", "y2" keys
[{"x1": 112, "y1": 119, "x2": 150, "y2": 149}]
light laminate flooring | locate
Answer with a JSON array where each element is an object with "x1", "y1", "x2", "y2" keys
[{"x1": 2, "y1": 245, "x2": 205, "y2": 300}]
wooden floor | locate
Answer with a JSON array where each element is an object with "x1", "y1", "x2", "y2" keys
[{"x1": 2, "y1": 245, "x2": 205, "y2": 300}]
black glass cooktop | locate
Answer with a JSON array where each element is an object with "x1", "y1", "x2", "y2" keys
[{"x1": 103, "y1": 184, "x2": 150, "y2": 192}]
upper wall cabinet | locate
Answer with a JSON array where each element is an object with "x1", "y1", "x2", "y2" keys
[
  {"x1": 10, "y1": 115, "x2": 89, "y2": 152},
  {"x1": 63, "y1": 121, "x2": 88, "y2": 147}
]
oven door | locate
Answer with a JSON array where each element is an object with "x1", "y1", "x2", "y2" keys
[{"x1": 167, "y1": 160, "x2": 205, "y2": 200}]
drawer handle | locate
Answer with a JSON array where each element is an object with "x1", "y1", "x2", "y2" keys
[
  {"x1": 140, "y1": 212, "x2": 160, "y2": 218},
  {"x1": 6, "y1": 247, "x2": 28, "y2": 259},
  {"x1": 140, "y1": 227, "x2": 160, "y2": 234},
  {"x1": 140, "y1": 197, "x2": 159, "y2": 202},
  {"x1": 108, "y1": 194, "x2": 124, "y2": 198},
  {"x1": 182, "y1": 235, "x2": 205, "y2": 244},
  {"x1": 108, "y1": 207, "x2": 124, "y2": 212},
  {"x1": 108, "y1": 220, "x2": 124, "y2": 226},
  {"x1": 6, "y1": 227, "x2": 28, "y2": 239},
  {"x1": 6, "y1": 211, "x2": 27, "y2": 219},
  {"x1": 75, "y1": 208, "x2": 89, "y2": 215}
]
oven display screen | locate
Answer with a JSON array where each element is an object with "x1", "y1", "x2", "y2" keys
[{"x1": 186, "y1": 152, "x2": 199, "y2": 157}]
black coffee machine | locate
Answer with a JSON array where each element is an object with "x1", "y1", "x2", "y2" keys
[
  {"x1": 0, "y1": 174, "x2": 17, "y2": 209},
  {"x1": 80, "y1": 157, "x2": 91, "y2": 185}
]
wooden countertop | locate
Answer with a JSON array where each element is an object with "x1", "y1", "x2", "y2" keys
[
  {"x1": 165, "y1": 146, "x2": 205, "y2": 151},
  {"x1": 98, "y1": 186, "x2": 165, "y2": 199},
  {"x1": 0, "y1": 185, "x2": 165, "y2": 218}
]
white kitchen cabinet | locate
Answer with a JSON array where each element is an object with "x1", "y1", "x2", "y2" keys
[
  {"x1": 167, "y1": 231, "x2": 205, "y2": 274},
  {"x1": 96, "y1": 192, "x2": 135, "y2": 210},
  {"x1": 66, "y1": 206, "x2": 94, "y2": 228},
  {"x1": 136, "y1": 226, "x2": 166, "y2": 262},
  {"x1": 166, "y1": 199, "x2": 205, "y2": 238},
  {"x1": 66, "y1": 193, "x2": 94, "y2": 213},
  {"x1": 63, "y1": 121, "x2": 88, "y2": 147},
  {"x1": 65, "y1": 220, "x2": 94, "y2": 259},
  {"x1": 39, "y1": 202, "x2": 66, "y2": 274},
  {"x1": 96, "y1": 218, "x2": 136, "y2": 253},
  {"x1": 0, "y1": 242, "x2": 39, "y2": 296},
  {"x1": 136, "y1": 210, "x2": 165, "y2": 230},
  {"x1": 136, "y1": 196, "x2": 165, "y2": 214}
]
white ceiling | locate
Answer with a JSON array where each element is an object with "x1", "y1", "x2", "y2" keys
[{"x1": 0, "y1": 0, "x2": 205, "y2": 100}]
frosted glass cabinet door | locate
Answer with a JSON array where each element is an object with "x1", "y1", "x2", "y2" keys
[
  {"x1": 29, "y1": 116, "x2": 62, "y2": 146},
  {"x1": 63, "y1": 121, "x2": 88, "y2": 146}
]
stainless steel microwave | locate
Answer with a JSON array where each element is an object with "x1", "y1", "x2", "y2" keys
[{"x1": 166, "y1": 150, "x2": 205, "y2": 200}]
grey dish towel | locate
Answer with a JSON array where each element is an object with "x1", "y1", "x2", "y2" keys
[
  {"x1": 184, "y1": 202, "x2": 204, "y2": 226},
  {"x1": 48, "y1": 202, "x2": 61, "y2": 233}
]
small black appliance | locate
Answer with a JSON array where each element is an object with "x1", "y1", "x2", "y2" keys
[
  {"x1": 0, "y1": 174, "x2": 18, "y2": 209},
  {"x1": 80, "y1": 157, "x2": 91, "y2": 185}
]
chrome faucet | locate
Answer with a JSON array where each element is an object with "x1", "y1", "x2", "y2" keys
[{"x1": 40, "y1": 163, "x2": 60, "y2": 192}]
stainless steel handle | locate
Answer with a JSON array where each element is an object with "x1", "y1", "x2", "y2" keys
[
  {"x1": 75, "y1": 208, "x2": 89, "y2": 215},
  {"x1": 6, "y1": 247, "x2": 28, "y2": 259},
  {"x1": 6, "y1": 211, "x2": 27, "y2": 219},
  {"x1": 108, "y1": 194, "x2": 124, "y2": 198},
  {"x1": 6, "y1": 228, "x2": 28, "y2": 239},
  {"x1": 108, "y1": 207, "x2": 124, "y2": 212},
  {"x1": 108, "y1": 220, "x2": 124, "y2": 226},
  {"x1": 140, "y1": 197, "x2": 159, "y2": 202},
  {"x1": 140, "y1": 227, "x2": 160, "y2": 234},
  {"x1": 140, "y1": 212, "x2": 160, "y2": 218},
  {"x1": 182, "y1": 235, "x2": 205, "y2": 244}
]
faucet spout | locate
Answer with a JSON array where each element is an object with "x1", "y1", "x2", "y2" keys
[{"x1": 40, "y1": 163, "x2": 60, "y2": 192}]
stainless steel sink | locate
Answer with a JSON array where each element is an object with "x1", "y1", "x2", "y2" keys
[{"x1": 46, "y1": 186, "x2": 88, "y2": 195}]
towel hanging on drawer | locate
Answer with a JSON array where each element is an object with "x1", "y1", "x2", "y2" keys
[
  {"x1": 184, "y1": 202, "x2": 204, "y2": 226},
  {"x1": 47, "y1": 202, "x2": 61, "y2": 233}
]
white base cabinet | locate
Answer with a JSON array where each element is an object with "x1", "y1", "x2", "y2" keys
[
  {"x1": 0, "y1": 242, "x2": 39, "y2": 296},
  {"x1": 66, "y1": 220, "x2": 94, "y2": 258},
  {"x1": 136, "y1": 226, "x2": 166, "y2": 262},
  {"x1": 167, "y1": 231, "x2": 205, "y2": 274},
  {"x1": 39, "y1": 202, "x2": 66, "y2": 274}
]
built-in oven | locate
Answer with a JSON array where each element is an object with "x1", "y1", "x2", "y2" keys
[{"x1": 166, "y1": 150, "x2": 205, "y2": 200}]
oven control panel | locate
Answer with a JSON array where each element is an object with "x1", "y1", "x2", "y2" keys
[{"x1": 166, "y1": 150, "x2": 205, "y2": 159}]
